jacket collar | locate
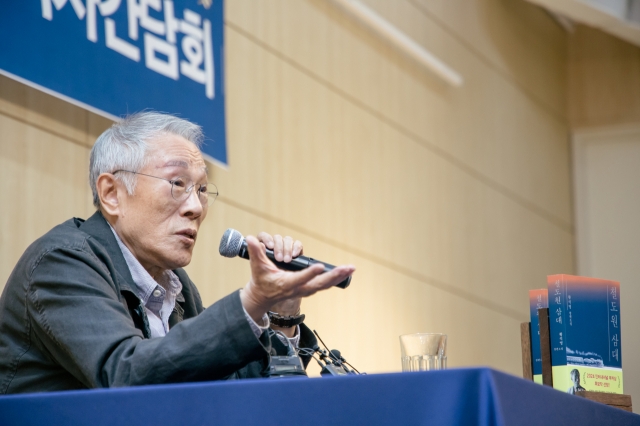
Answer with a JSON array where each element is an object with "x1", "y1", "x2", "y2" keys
[
  {"x1": 77, "y1": 211, "x2": 187, "y2": 306},
  {"x1": 78, "y1": 211, "x2": 138, "y2": 295}
]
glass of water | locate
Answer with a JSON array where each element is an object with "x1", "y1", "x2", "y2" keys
[{"x1": 400, "y1": 333, "x2": 447, "y2": 372}]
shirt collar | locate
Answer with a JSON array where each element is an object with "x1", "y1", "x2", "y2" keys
[{"x1": 107, "y1": 224, "x2": 182, "y2": 307}]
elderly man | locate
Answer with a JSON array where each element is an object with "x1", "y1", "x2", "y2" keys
[
  {"x1": 567, "y1": 369, "x2": 587, "y2": 394},
  {"x1": 0, "y1": 112, "x2": 354, "y2": 393}
]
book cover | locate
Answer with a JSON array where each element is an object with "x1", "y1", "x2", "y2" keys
[
  {"x1": 529, "y1": 289, "x2": 548, "y2": 385},
  {"x1": 548, "y1": 274, "x2": 622, "y2": 394}
]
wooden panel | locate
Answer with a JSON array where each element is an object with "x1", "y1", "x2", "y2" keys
[
  {"x1": 0, "y1": 74, "x2": 91, "y2": 148},
  {"x1": 408, "y1": 0, "x2": 567, "y2": 118},
  {"x1": 568, "y1": 24, "x2": 640, "y2": 129},
  {"x1": 226, "y1": 0, "x2": 573, "y2": 225},
  {"x1": 0, "y1": 114, "x2": 93, "y2": 287},
  {"x1": 86, "y1": 113, "x2": 114, "y2": 147},
  {"x1": 220, "y1": 28, "x2": 574, "y2": 315},
  {"x1": 186, "y1": 200, "x2": 524, "y2": 375}
]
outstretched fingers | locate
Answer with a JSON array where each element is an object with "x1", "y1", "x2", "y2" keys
[
  {"x1": 243, "y1": 234, "x2": 356, "y2": 317},
  {"x1": 283, "y1": 262, "x2": 326, "y2": 287},
  {"x1": 286, "y1": 264, "x2": 356, "y2": 298}
]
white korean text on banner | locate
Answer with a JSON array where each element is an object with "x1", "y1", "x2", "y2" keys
[{"x1": 0, "y1": 0, "x2": 227, "y2": 165}]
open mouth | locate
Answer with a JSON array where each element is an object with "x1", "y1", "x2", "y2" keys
[{"x1": 177, "y1": 229, "x2": 197, "y2": 242}]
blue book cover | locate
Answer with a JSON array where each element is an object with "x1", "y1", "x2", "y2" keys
[
  {"x1": 547, "y1": 274, "x2": 622, "y2": 394},
  {"x1": 529, "y1": 289, "x2": 548, "y2": 384}
]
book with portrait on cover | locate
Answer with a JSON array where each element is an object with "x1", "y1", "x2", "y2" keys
[{"x1": 547, "y1": 274, "x2": 623, "y2": 394}]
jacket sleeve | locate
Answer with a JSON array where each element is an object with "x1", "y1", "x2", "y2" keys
[{"x1": 26, "y1": 241, "x2": 270, "y2": 388}]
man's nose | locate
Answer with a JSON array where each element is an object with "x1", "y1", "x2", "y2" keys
[{"x1": 181, "y1": 186, "x2": 204, "y2": 216}]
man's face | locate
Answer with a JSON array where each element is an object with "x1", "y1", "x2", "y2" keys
[
  {"x1": 571, "y1": 372, "x2": 580, "y2": 386},
  {"x1": 113, "y1": 134, "x2": 209, "y2": 277}
]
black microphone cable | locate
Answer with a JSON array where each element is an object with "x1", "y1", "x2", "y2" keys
[{"x1": 313, "y1": 330, "x2": 362, "y2": 374}]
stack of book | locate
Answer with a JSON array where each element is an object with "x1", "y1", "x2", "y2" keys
[{"x1": 528, "y1": 274, "x2": 623, "y2": 394}]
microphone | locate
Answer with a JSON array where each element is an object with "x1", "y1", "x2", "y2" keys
[
  {"x1": 312, "y1": 330, "x2": 362, "y2": 376},
  {"x1": 330, "y1": 349, "x2": 355, "y2": 374},
  {"x1": 219, "y1": 228, "x2": 351, "y2": 289},
  {"x1": 330, "y1": 349, "x2": 344, "y2": 362}
]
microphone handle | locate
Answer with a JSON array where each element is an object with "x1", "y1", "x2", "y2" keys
[{"x1": 238, "y1": 241, "x2": 351, "y2": 289}]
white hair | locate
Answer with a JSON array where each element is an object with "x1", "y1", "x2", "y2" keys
[{"x1": 89, "y1": 111, "x2": 203, "y2": 209}]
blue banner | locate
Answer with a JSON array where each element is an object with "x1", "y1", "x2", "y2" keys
[{"x1": 0, "y1": 0, "x2": 227, "y2": 166}]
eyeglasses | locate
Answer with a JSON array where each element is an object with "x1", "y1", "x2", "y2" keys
[{"x1": 113, "y1": 170, "x2": 218, "y2": 206}]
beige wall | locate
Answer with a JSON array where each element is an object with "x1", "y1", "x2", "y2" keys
[
  {"x1": 0, "y1": 0, "x2": 573, "y2": 378},
  {"x1": 568, "y1": 24, "x2": 640, "y2": 409},
  {"x1": 569, "y1": 24, "x2": 640, "y2": 129}
]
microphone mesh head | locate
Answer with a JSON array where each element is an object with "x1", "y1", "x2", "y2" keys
[{"x1": 219, "y1": 228, "x2": 244, "y2": 258}]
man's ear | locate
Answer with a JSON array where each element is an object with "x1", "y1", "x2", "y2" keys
[{"x1": 96, "y1": 173, "x2": 122, "y2": 217}]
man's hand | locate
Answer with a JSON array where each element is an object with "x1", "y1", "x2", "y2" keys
[
  {"x1": 240, "y1": 235, "x2": 355, "y2": 325},
  {"x1": 256, "y1": 232, "x2": 303, "y2": 264},
  {"x1": 255, "y1": 233, "x2": 303, "y2": 337},
  {"x1": 255, "y1": 232, "x2": 304, "y2": 319}
]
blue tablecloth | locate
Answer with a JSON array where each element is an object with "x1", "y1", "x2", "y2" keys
[{"x1": 0, "y1": 368, "x2": 638, "y2": 425}]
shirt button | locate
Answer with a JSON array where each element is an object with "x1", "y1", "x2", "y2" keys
[{"x1": 152, "y1": 289, "x2": 162, "y2": 298}]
